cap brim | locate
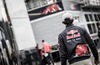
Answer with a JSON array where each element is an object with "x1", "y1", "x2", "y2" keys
[{"x1": 62, "y1": 21, "x2": 67, "y2": 24}]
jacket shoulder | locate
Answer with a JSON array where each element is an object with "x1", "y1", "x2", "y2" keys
[
  {"x1": 58, "y1": 30, "x2": 66, "y2": 39},
  {"x1": 74, "y1": 25, "x2": 86, "y2": 31}
]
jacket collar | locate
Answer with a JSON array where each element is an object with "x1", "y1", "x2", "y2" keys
[{"x1": 66, "y1": 24, "x2": 74, "y2": 28}]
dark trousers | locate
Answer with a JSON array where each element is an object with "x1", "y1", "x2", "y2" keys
[{"x1": 45, "y1": 53, "x2": 54, "y2": 65}]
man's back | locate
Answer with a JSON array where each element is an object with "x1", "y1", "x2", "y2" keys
[
  {"x1": 59, "y1": 24, "x2": 92, "y2": 63},
  {"x1": 58, "y1": 12, "x2": 99, "y2": 65}
]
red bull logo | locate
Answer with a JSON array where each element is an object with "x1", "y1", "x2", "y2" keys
[{"x1": 66, "y1": 30, "x2": 80, "y2": 40}]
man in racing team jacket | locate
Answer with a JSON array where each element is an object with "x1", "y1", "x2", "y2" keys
[{"x1": 58, "y1": 12, "x2": 100, "y2": 65}]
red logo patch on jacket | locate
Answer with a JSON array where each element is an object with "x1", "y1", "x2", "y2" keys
[
  {"x1": 75, "y1": 44, "x2": 88, "y2": 56},
  {"x1": 66, "y1": 30, "x2": 80, "y2": 40}
]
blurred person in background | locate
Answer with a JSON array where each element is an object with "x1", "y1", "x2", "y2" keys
[
  {"x1": 36, "y1": 44, "x2": 43, "y2": 65},
  {"x1": 42, "y1": 40, "x2": 54, "y2": 65}
]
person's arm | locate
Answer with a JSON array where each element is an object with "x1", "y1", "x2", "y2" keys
[
  {"x1": 58, "y1": 34, "x2": 67, "y2": 65},
  {"x1": 49, "y1": 44, "x2": 52, "y2": 51},
  {"x1": 83, "y1": 28, "x2": 100, "y2": 64}
]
